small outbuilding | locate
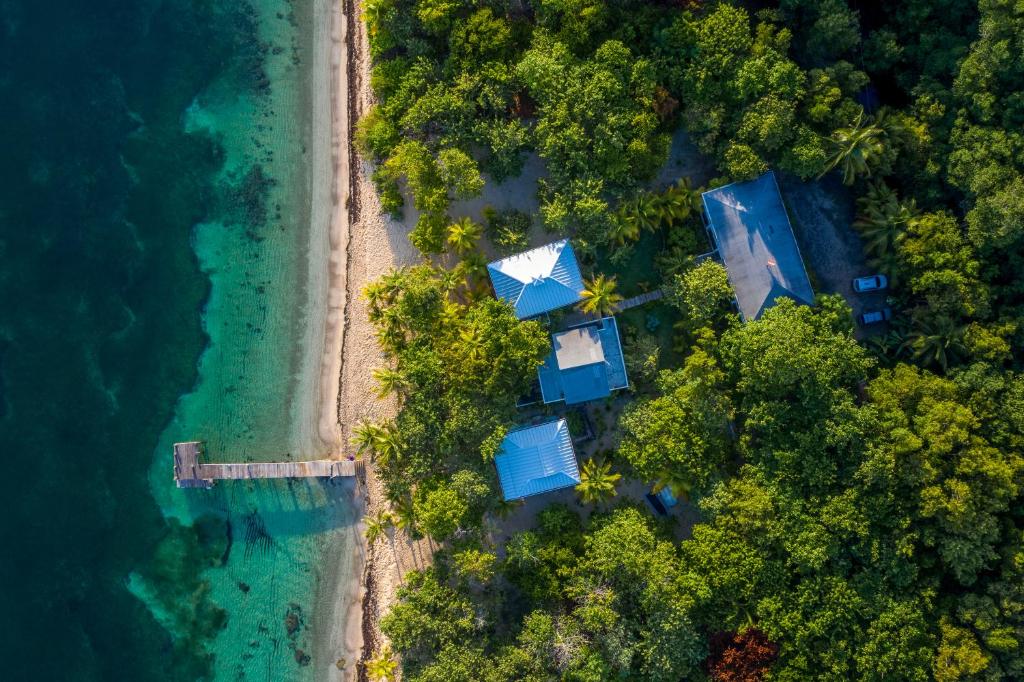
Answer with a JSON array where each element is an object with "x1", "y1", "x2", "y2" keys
[
  {"x1": 487, "y1": 239, "x2": 584, "y2": 319},
  {"x1": 494, "y1": 418, "x2": 580, "y2": 501},
  {"x1": 537, "y1": 318, "x2": 628, "y2": 405},
  {"x1": 701, "y1": 171, "x2": 814, "y2": 321}
]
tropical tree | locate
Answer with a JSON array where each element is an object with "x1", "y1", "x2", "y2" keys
[
  {"x1": 365, "y1": 646, "x2": 398, "y2": 681},
  {"x1": 371, "y1": 366, "x2": 407, "y2": 398},
  {"x1": 351, "y1": 421, "x2": 403, "y2": 467},
  {"x1": 364, "y1": 510, "x2": 394, "y2": 546},
  {"x1": 853, "y1": 181, "x2": 918, "y2": 260},
  {"x1": 659, "y1": 178, "x2": 702, "y2": 227},
  {"x1": 454, "y1": 250, "x2": 489, "y2": 296},
  {"x1": 446, "y1": 216, "x2": 482, "y2": 255},
  {"x1": 576, "y1": 458, "x2": 621, "y2": 505},
  {"x1": 820, "y1": 108, "x2": 887, "y2": 185},
  {"x1": 579, "y1": 274, "x2": 624, "y2": 317},
  {"x1": 352, "y1": 421, "x2": 387, "y2": 456},
  {"x1": 492, "y1": 497, "x2": 524, "y2": 520},
  {"x1": 609, "y1": 204, "x2": 642, "y2": 246},
  {"x1": 902, "y1": 316, "x2": 968, "y2": 372},
  {"x1": 392, "y1": 495, "x2": 422, "y2": 539}
]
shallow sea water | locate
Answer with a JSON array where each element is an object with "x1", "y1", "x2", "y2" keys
[{"x1": 0, "y1": 1, "x2": 358, "y2": 679}]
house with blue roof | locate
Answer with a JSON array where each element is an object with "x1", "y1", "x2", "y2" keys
[
  {"x1": 487, "y1": 239, "x2": 584, "y2": 319},
  {"x1": 701, "y1": 171, "x2": 814, "y2": 321},
  {"x1": 494, "y1": 418, "x2": 580, "y2": 500},
  {"x1": 537, "y1": 318, "x2": 629, "y2": 405}
]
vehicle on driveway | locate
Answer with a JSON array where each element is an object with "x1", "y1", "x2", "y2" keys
[
  {"x1": 858, "y1": 307, "x2": 892, "y2": 325},
  {"x1": 853, "y1": 274, "x2": 888, "y2": 292}
]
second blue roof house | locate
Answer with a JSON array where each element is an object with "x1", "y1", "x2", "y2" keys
[
  {"x1": 487, "y1": 239, "x2": 584, "y2": 319},
  {"x1": 495, "y1": 418, "x2": 580, "y2": 500},
  {"x1": 538, "y1": 318, "x2": 628, "y2": 405},
  {"x1": 701, "y1": 171, "x2": 814, "y2": 321}
]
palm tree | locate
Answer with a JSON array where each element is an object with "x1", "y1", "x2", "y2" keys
[
  {"x1": 492, "y1": 497, "x2": 524, "y2": 520},
  {"x1": 609, "y1": 213, "x2": 641, "y2": 246},
  {"x1": 392, "y1": 496, "x2": 421, "y2": 539},
  {"x1": 612, "y1": 193, "x2": 663, "y2": 246},
  {"x1": 819, "y1": 108, "x2": 887, "y2": 185},
  {"x1": 374, "y1": 307, "x2": 406, "y2": 352},
  {"x1": 659, "y1": 178, "x2": 702, "y2": 227},
  {"x1": 447, "y1": 216, "x2": 483, "y2": 255},
  {"x1": 373, "y1": 425, "x2": 404, "y2": 468},
  {"x1": 901, "y1": 316, "x2": 967, "y2": 372},
  {"x1": 455, "y1": 249, "x2": 489, "y2": 293},
  {"x1": 576, "y1": 458, "x2": 621, "y2": 505},
  {"x1": 865, "y1": 328, "x2": 907, "y2": 366},
  {"x1": 363, "y1": 510, "x2": 393, "y2": 545},
  {"x1": 351, "y1": 421, "x2": 403, "y2": 467},
  {"x1": 352, "y1": 421, "x2": 386, "y2": 456},
  {"x1": 364, "y1": 647, "x2": 398, "y2": 681},
  {"x1": 854, "y1": 181, "x2": 917, "y2": 260},
  {"x1": 371, "y1": 366, "x2": 407, "y2": 398},
  {"x1": 579, "y1": 274, "x2": 624, "y2": 317},
  {"x1": 459, "y1": 324, "x2": 485, "y2": 363}
]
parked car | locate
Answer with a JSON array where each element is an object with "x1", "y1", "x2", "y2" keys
[
  {"x1": 853, "y1": 274, "x2": 888, "y2": 292},
  {"x1": 858, "y1": 307, "x2": 892, "y2": 325}
]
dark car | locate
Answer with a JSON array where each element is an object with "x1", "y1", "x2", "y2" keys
[{"x1": 858, "y1": 307, "x2": 893, "y2": 325}]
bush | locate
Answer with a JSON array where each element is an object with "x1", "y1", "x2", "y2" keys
[{"x1": 483, "y1": 206, "x2": 531, "y2": 253}]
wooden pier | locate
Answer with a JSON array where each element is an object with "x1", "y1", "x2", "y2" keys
[{"x1": 173, "y1": 441, "x2": 356, "y2": 489}]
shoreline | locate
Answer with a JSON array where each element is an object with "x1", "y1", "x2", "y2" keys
[
  {"x1": 332, "y1": 0, "x2": 431, "y2": 677},
  {"x1": 313, "y1": 0, "x2": 367, "y2": 678}
]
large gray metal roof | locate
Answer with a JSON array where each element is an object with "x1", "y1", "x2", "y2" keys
[{"x1": 702, "y1": 172, "x2": 814, "y2": 321}]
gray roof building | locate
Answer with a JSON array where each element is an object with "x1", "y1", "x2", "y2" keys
[{"x1": 701, "y1": 171, "x2": 814, "y2": 321}]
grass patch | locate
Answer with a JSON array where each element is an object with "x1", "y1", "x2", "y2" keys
[
  {"x1": 593, "y1": 230, "x2": 666, "y2": 297},
  {"x1": 619, "y1": 301, "x2": 684, "y2": 371}
]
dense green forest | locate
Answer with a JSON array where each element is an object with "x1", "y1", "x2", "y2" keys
[{"x1": 355, "y1": 1, "x2": 1024, "y2": 680}]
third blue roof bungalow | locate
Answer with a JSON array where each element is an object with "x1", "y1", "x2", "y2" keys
[
  {"x1": 494, "y1": 418, "x2": 580, "y2": 500},
  {"x1": 701, "y1": 171, "x2": 814, "y2": 321},
  {"x1": 487, "y1": 238, "x2": 584, "y2": 319}
]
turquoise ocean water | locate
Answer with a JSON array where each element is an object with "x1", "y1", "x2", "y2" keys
[{"x1": 0, "y1": 1, "x2": 358, "y2": 680}]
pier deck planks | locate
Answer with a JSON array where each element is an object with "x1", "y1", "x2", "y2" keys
[{"x1": 173, "y1": 441, "x2": 355, "y2": 488}]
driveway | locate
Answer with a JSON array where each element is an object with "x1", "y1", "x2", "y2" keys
[{"x1": 777, "y1": 174, "x2": 888, "y2": 336}]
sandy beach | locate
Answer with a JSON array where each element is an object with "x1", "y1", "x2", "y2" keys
[{"x1": 318, "y1": 0, "x2": 428, "y2": 678}]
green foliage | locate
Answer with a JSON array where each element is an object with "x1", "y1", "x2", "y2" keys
[
  {"x1": 667, "y1": 261, "x2": 736, "y2": 332},
  {"x1": 820, "y1": 107, "x2": 891, "y2": 185},
  {"x1": 482, "y1": 206, "x2": 531, "y2": 254},
  {"x1": 364, "y1": 4, "x2": 1024, "y2": 682},
  {"x1": 619, "y1": 345, "x2": 733, "y2": 498},
  {"x1": 519, "y1": 34, "x2": 670, "y2": 235},
  {"x1": 570, "y1": 508, "x2": 706, "y2": 679},
  {"x1": 380, "y1": 568, "x2": 479, "y2": 673},
  {"x1": 864, "y1": 365, "x2": 1021, "y2": 585},
  {"x1": 948, "y1": 0, "x2": 1024, "y2": 252},
  {"x1": 660, "y1": 5, "x2": 860, "y2": 180},
  {"x1": 575, "y1": 458, "x2": 621, "y2": 505},
  {"x1": 723, "y1": 297, "x2": 871, "y2": 493},
  {"x1": 578, "y1": 274, "x2": 623, "y2": 317},
  {"x1": 364, "y1": 264, "x2": 549, "y2": 505},
  {"x1": 415, "y1": 470, "x2": 490, "y2": 541},
  {"x1": 378, "y1": 141, "x2": 484, "y2": 254}
]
